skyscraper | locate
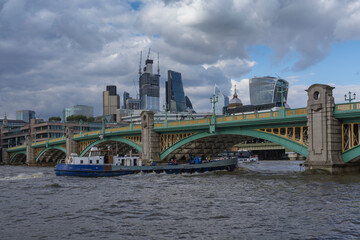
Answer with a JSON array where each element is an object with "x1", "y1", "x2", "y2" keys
[
  {"x1": 103, "y1": 85, "x2": 120, "y2": 116},
  {"x1": 213, "y1": 85, "x2": 229, "y2": 115},
  {"x1": 123, "y1": 91, "x2": 130, "y2": 109},
  {"x1": 16, "y1": 110, "x2": 35, "y2": 123},
  {"x1": 106, "y1": 85, "x2": 117, "y2": 96},
  {"x1": 139, "y1": 58, "x2": 160, "y2": 111},
  {"x1": 63, "y1": 105, "x2": 93, "y2": 121},
  {"x1": 249, "y1": 76, "x2": 289, "y2": 105},
  {"x1": 166, "y1": 70, "x2": 187, "y2": 113},
  {"x1": 185, "y1": 96, "x2": 195, "y2": 112}
]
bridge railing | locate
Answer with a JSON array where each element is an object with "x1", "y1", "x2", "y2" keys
[
  {"x1": 335, "y1": 103, "x2": 360, "y2": 112},
  {"x1": 49, "y1": 137, "x2": 65, "y2": 143},
  {"x1": 7, "y1": 145, "x2": 26, "y2": 151},
  {"x1": 154, "y1": 107, "x2": 307, "y2": 128},
  {"x1": 72, "y1": 124, "x2": 142, "y2": 138}
]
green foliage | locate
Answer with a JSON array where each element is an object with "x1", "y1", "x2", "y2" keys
[
  {"x1": 87, "y1": 117, "x2": 95, "y2": 122},
  {"x1": 66, "y1": 115, "x2": 88, "y2": 122},
  {"x1": 49, "y1": 116, "x2": 61, "y2": 121}
]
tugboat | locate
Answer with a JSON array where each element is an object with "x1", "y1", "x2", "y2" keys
[
  {"x1": 236, "y1": 151, "x2": 259, "y2": 164},
  {"x1": 55, "y1": 147, "x2": 237, "y2": 177},
  {"x1": 217, "y1": 150, "x2": 259, "y2": 166}
]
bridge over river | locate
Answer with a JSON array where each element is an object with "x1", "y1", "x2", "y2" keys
[{"x1": 4, "y1": 84, "x2": 360, "y2": 173}]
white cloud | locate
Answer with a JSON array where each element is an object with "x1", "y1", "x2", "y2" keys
[{"x1": 1, "y1": 0, "x2": 360, "y2": 119}]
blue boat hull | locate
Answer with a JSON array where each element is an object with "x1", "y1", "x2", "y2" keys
[{"x1": 55, "y1": 159, "x2": 237, "y2": 177}]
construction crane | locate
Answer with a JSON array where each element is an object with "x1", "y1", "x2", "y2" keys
[
  {"x1": 147, "y1": 47, "x2": 151, "y2": 59},
  {"x1": 133, "y1": 77, "x2": 139, "y2": 99},
  {"x1": 138, "y1": 51, "x2": 142, "y2": 76},
  {"x1": 133, "y1": 51, "x2": 141, "y2": 99},
  {"x1": 157, "y1": 52, "x2": 160, "y2": 75}
]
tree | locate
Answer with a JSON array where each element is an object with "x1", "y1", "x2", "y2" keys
[
  {"x1": 49, "y1": 116, "x2": 61, "y2": 122},
  {"x1": 87, "y1": 117, "x2": 95, "y2": 122},
  {"x1": 66, "y1": 115, "x2": 87, "y2": 122}
]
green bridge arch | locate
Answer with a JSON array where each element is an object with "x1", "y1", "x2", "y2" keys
[
  {"x1": 79, "y1": 136, "x2": 142, "y2": 157},
  {"x1": 342, "y1": 145, "x2": 360, "y2": 163},
  {"x1": 160, "y1": 129, "x2": 308, "y2": 160},
  {"x1": 35, "y1": 146, "x2": 66, "y2": 163},
  {"x1": 9, "y1": 151, "x2": 27, "y2": 163}
]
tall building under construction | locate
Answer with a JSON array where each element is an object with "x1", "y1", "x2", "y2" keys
[{"x1": 139, "y1": 52, "x2": 160, "y2": 111}]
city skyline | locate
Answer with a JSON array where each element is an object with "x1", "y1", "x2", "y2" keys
[{"x1": 1, "y1": 1, "x2": 360, "y2": 119}]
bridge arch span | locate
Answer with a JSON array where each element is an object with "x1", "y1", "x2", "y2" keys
[
  {"x1": 36, "y1": 146, "x2": 66, "y2": 164},
  {"x1": 342, "y1": 145, "x2": 360, "y2": 163},
  {"x1": 79, "y1": 136, "x2": 142, "y2": 157},
  {"x1": 10, "y1": 151, "x2": 27, "y2": 164},
  {"x1": 160, "y1": 129, "x2": 308, "y2": 161}
]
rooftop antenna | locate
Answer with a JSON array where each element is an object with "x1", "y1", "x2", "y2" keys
[
  {"x1": 138, "y1": 51, "x2": 142, "y2": 76},
  {"x1": 147, "y1": 47, "x2": 151, "y2": 60},
  {"x1": 157, "y1": 52, "x2": 160, "y2": 75}
]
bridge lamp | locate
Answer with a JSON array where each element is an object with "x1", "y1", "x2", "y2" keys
[
  {"x1": 344, "y1": 91, "x2": 356, "y2": 103},
  {"x1": 210, "y1": 95, "x2": 219, "y2": 116},
  {"x1": 163, "y1": 104, "x2": 169, "y2": 121}
]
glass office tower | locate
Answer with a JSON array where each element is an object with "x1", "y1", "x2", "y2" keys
[
  {"x1": 123, "y1": 91, "x2": 130, "y2": 109},
  {"x1": 139, "y1": 59, "x2": 160, "y2": 111},
  {"x1": 16, "y1": 110, "x2": 35, "y2": 123},
  {"x1": 63, "y1": 105, "x2": 94, "y2": 121},
  {"x1": 249, "y1": 76, "x2": 289, "y2": 105},
  {"x1": 185, "y1": 96, "x2": 195, "y2": 112},
  {"x1": 166, "y1": 70, "x2": 186, "y2": 113},
  {"x1": 213, "y1": 85, "x2": 229, "y2": 115}
]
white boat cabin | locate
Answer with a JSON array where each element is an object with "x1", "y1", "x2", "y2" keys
[
  {"x1": 65, "y1": 147, "x2": 142, "y2": 166},
  {"x1": 113, "y1": 156, "x2": 142, "y2": 166}
]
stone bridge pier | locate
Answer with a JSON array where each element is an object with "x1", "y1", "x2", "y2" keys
[
  {"x1": 305, "y1": 84, "x2": 360, "y2": 173},
  {"x1": 26, "y1": 135, "x2": 36, "y2": 165},
  {"x1": 2, "y1": 147, "x2": 9, "y2": 164},
  {"x1": 140, "y1": 111, "x2": 160, "y2": 164},
  {"x1": 66, "y1": 127, "x2": 79, "y2": 157}
]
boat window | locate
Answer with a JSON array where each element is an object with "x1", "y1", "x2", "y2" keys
[
  {"x1": 90, "y1": 160, "x2": 93, "y2": 164},
  {"x1": 96, "y1": 160, "x2": 99, "y2": 164},
  {"x1": 80, "y1": 160, "x2": 83, "y2": 164}
]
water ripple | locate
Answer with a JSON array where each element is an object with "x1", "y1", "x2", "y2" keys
[{"x1": 1, "y1": 162, "x2": 360, "y2": 240}]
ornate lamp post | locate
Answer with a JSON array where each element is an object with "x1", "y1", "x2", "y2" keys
[
  {"x1": 163, "y1": 104, "x2": 169, "y2": 122},
  {"x1": 277, "y1": 86, "x2": 287, "y2": 109},
  {"x1": 344, "y1": 91, "x2": 356, "y2": 103},
  {"x1": 62, "y1": 123, "x2": 65, "y2": 139},
  {"x1": 79, "y1": 119, "x2": 83, "y2": 136},
  {"x1": 129, "y1": 110, "x2": 133, "y2": 124},
  {"x1": 102, "y1": 116, "x2": 105, "y2": 135},
  {"x1": 210, "y1": 94, "x2": 219, "y2": 116}
]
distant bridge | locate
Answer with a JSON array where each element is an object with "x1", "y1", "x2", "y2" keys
[{"x1": 5, "y1": 84, "x2": 360, "y2": 173}]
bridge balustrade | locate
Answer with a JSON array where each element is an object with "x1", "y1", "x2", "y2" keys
[
  {"x1": 335, "y1": 103, "x2": 360, "y2": 112},
  {"x1": 153, "y1": 107, "x2": 307, "y2": 129}
]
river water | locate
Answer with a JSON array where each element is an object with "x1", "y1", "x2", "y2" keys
[{"x1": 1, "y1": 161, "x2": 360, "y2": 240}]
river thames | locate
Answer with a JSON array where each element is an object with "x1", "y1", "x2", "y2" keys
[{"x1": 1, "y1": 161, "x2": 360, "y2": 240}]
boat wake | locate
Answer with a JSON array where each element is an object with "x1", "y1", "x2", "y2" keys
[{"x1": 0, "y1": 172, "x2": 46, "y2": 181}]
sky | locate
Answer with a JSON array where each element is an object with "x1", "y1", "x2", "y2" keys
[{"x1": 1, "y1": 0, "x2": 360, "y2": 120}]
